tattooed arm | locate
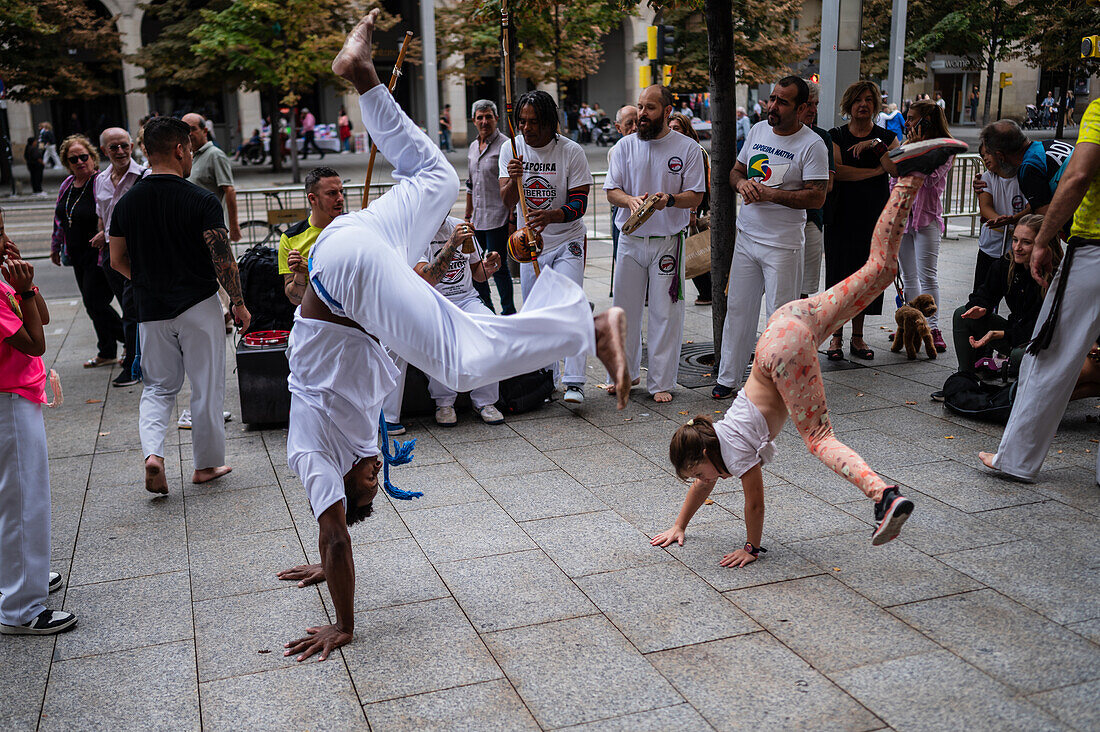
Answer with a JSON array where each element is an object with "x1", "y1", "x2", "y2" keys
[
  {"x1": 414, "y1": 223, "x2": 472, "y2": 286},
  {"x1": 758, "y1": 179, "x2": 828, "y2": 210},
  {"x1": 203, "y1": 227, "x2": 251, "y2": 332}
]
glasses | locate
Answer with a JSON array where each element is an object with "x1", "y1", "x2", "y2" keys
[
  {"x1": 67, "y1": 154, "x2": 90, "y2": 164},
  {"x1": 107, "y1": 143, "x2": 131, "y2": 152}
]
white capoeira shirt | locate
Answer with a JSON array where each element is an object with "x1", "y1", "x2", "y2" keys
[
  {"x1": 604, "y1": 131, "x2": 706, "y2": 238},
  {"x1": 286, "y1": 313, "x2": 398, "y2": 519},
  {"x1": 418, "y1": 217, "x2": 482, "y2": 303},
  {"x1": 498, "y1": 134, "x2": 592, "y2": 253}
]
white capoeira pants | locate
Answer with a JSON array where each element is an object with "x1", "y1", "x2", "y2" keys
[
  {"x1": 139, "y1": 293, "x2": 226, "y2": 469},
  {"x1": 803, "y1": 222, "x2": 824, "y2": 296},
  {"x1": 717, "y1": 231, "x2": 804, "y2": 389},
  {"x1": 611, "y1": 232, "x2": 686, "y2": 394},
  {"x1": 307, "y1": 85, "x2": 596, "y2": 395},
  {"x1": 993, "y1": 242, "x2": 1100, "y2": 484},
  {"x1": 519, "y1": 241, "x2": 588, "y2": 387},
  {"x1": 428, "y1": 297, "x2": 501, "y2": 408},
  {"x1": 0, "y1": 392, "x2": 50, "y2": 626},
  {"x1": 381, "y1": 350, "x2": 407, "y2": 424}
]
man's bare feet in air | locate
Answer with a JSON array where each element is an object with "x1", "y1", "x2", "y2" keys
[
  {"x1": 193, "y1": 466, "x2": 232, "y2": 484},
  {"x1": 978, "y1": 451, "x2": 997, "y2": 470},
  {"x1": 595, "y1": 307, "x2": 630, "y2": 410},
  {"x1": 145, "y1": 455, "x2": 168, "y2": 495},
  {"x1": 332, "y1": 9, "x2": 383, "y2": 95},
  {"x1": 653, "y1": 391, "x2": 673, "y2": 403}
]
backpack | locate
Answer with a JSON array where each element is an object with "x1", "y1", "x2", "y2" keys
[
  {"x1": 237, "y1": 244, "x2": 295, "y2": 334},
  {"x1": 496, "y1": 369, "x2": 555, "y2": 414},
  {"x1": 941, "y1": 371, "x2": 1017, "y2": 423}
]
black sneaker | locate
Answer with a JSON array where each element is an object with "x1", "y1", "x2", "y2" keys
[
  {"x1": 49, "y1": 572, "x2": 62, "y2": 593},
  {"x1": 113, "y1": 369, "x2": 140, "y2": 388},
  {"x1": 712, "y1": 384, "x2": 735, "y2": 400},
  {"x1": 872, "y1": 486, "x2": 914, "y2": 546},
  {"x1": 0, "y1": 608, "x2": 77, "y2": 635},
  {"x1": 930, "y1": 390, "x2": 945, "y2": 402},
  {"x1": 890, "y1": 138, "x2": 969, "y2": 177}
]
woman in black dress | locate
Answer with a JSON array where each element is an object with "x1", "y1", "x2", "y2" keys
[
  {"x1": 824, "y1": 81, "x2": 899, "y2": 360},
  {"x1": 51, "y1": 135, "x2": 124, "y2": 368}
]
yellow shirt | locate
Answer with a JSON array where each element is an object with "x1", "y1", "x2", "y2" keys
[
  {"x1": 277, "y1": 217, "x2": 323, "y2": 275},
  {"x1": 1071, "y1": 98, "x2": 1100, "y2": 239}
]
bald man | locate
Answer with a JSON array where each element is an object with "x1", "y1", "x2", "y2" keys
[
  {"x1": 93, "y1": 127, "x2": 146, "y2": 387},
  {"x1": 182, "y1": 113, "x2": 241, "y2": 243}
]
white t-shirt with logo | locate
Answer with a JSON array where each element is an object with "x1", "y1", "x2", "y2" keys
[
  {"x1": 418, "y1": 216, "x2": 482, "y2": 302},
  {"x1": 499, "y1": 134, "x2": 592, "y2": 253},
  {"x1": 977, "y1": 171, "x2": 1027, "y2": 258},
  {"x1": 737, "y1": 121, "x2": 829, "y2": 250},
  {"x1": 604, "y1": 131, "x2": 706, "y2": 237}
]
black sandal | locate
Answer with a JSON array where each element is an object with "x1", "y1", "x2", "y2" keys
[
  {"x1": 826, "y1": 339, "x2": 844, "y2": 361},
  {"x1": 849, "y1": 335, "x2": 874, "y2": 360}
]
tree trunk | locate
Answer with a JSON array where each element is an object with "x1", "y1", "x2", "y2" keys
[
  {"x1": 1055, "y1": 67, "x2": 1069, "y2": 140},
  {"x1": 980, "y1": 4, "x2": 1001, "y2": 127},
  {"x1": 270, "y1": 95, "x2": 283, "y2": 174},
  {"x1": 289, "y1": 106, "x2": 301, "y2": 184},
  {"x1": 705, "y1": 0, "x2": 736, "y2": 369}
]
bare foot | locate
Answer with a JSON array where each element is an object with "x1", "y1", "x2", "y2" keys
[
  {"x1": 653, "y1": 391, "x2": 673, "y2": 403},
  {"x1": 606, "y1": 376, "x2": 640, "y2": 396},
  {"x1": 145, "y1": 456, "x2": 168, "y2": 495},
  {"x1": 594, "y1": 307, "x2": 630, "y2": 409},
  {"x1": 332, "y1": 9, "x2": 383, "y2": 94},
  {"x1": 193, "y1": 465, "x2": 232, "y2": 484},
  {"x1": 978, "y1": 451, "x2": 997, "y2": 470}
]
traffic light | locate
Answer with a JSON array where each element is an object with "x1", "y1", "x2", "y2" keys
[
  {"x1": 646, "y1": 26, "x2": 658, "y2": 61},
  {"x1": 658, "y1": 25, "x2": 675, "y2": 62},
  {"x1": 1083, "y1": 36, "x2": 1100, "y2": 58},
  {"x1": 810, "y1": 73, "x2": 820, "y2": 84},
  {"x1": 999, "y1": 72, "x2": 1013, "y2": 88},
  {"x1": 640, "y1": 65, "x2": 652, "y2": 88},
  {"x1": 662, "y1": 64, "x2": 674, "y2": 86}
]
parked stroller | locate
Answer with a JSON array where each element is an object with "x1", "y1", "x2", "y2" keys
[
  {"x1": 1022, "y1": 104, "x2": 1042, "y2": 130},
  {"x1": 594, "y1": 118, "x2": 619, "y2": 147}
]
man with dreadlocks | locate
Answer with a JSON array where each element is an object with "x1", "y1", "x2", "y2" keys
[
  {"x1": 499, "y1": 90, "x2": 595, "y2": 405},
  {"x1": 277, "y1": 10, "x2": 629, "y2": 663}
]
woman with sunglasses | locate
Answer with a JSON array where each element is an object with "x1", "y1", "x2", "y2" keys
[{"x1": 51, "y1": 135, "x2": 124, "y2": 369}]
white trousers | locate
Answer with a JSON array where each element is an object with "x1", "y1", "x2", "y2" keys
[
  {"x1": 898, "y1": 223, "x2": 942, "y2": 328},
  {"x1": 0, "y1": 393, "x2": 50, "y2": 625},
  {"x1": 43, "y1": 144, "x2": 61, "y2": 169},
  {"x1": 520, "y1": 241, "x2": 588, "y2": 386},
  {"x1": 139, "y1": 293, "x2": 226, "y2": 469},
  {"x1": 611, "y1": 232, "x2": 686, "y2": 394},
  {"x1": 381, "y1": 351, "x2": 407, "y2": 423},
  {"x1": 308, "y1": 86, "x2": 596, "y2": 395},
  {"x1": 717, "y1": 232, "x2": 804, "y2": 388},
  {"x1": 994, "y1": 243, "x2": 1100, "y2": 484},
  {"x1": 428, "y1": 297, "x2": 501, "y2": 408},
  {"x1": 802, "y1": 222, "x2": 824, "y2": 296}
]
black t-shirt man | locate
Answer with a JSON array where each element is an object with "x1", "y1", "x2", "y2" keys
[{"x1": 110, "y1": 174, "x2": 225, "y2": 322}]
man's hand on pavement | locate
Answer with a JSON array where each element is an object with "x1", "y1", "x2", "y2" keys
[
  {"x1": 284, "y1": 624, "x2": 352, "y2": 662},
  {"x1": 277, "y1": 563, "x2": 326, "y2": 587}
]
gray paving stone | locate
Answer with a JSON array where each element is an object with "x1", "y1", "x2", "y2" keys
[
  {"x1": 388, "y1": 460, "x2": 491, "y2": 512},
  {"x1": 437, "y1": 549, "x2": 596, "y2": 632},
  {"x1": 649, "y1": 633, "x2": 880, "y2": 731},
  {"x1": 881, "y1": 459, "x2": 1047, "y2": 513},
  {"x1": 559, "y1": 392, "x2": 661, "y2": 427},
  {"x1": 509, "y1": 416, "x2": 618, "y2": 451},
  {"x1": 831, "y1": 650, "x2": 1066, "y2": 731},
  {"x1": 975, "y1": 500, "x2": 1098, "y2": 559},
  {"x1": 598, "y1": 477, "x2": 736, "y2": 535},
  {"x1": 387, "y1": 427, "x2": 456, "y2": 467},
  {"x1": 891, "y1": 589, "x2": 1100, "y2": 694},
  {"x1": 87, "y1": 449, "x2": 183, "y2": 492},
  {"x1": 1068, "y1": 618, "x2": 1100, "y2": 645},
  {"x1": 184, "y1": 483, "x2": 293, "y2": 541},
  {"x1": 189, "y1": 528, "x2": 307, "y2": 601},
  {"x1": 713, "y1": 484, "x2": 869, "y2": 544},
  {"x1": 56, "y1": 570, "x2": 193, "y2": 660},
  {"x1": 558, "y1": 704, "x2": 713, "y2": 732},
  {"x1": 545, "y1": 442, "x2": 669, "y2": 488},
  {"x1": 69, "y1": 518, "x2": 187, "y2": 586},
  {"x1": 77, "y1": 483, "x2": 187, "y2": 531},
  {"x1": 454, "y1": 436, "x2": 556, "y2": 478},
  {"x1": 424, "y1": 416, "x2": 520, "y2": 446},
  {"x1": 484, "y1": 615, "x2": 683, "y2": 729},
  {"x1": 1031, "y1": 466, "x2": 1100, "y2": 517},
  {"x1": 344, "y1": 597, "x2": 503, "y2": 704},
  {"x1": 791, "y1": 530, "x2": 983, "y2": 606},
  {"x1": 938, "y1": 540, "x2": 1100, "y2": 625},
  {"x1": 728, "y1": 575, "x2": 936, "y2": 673},
  {"x1": 577, "y1": 562, "x2": 759, "y2": 653},
  {"x1": 403, "y1": 500, "x2": 536, "y2": 563},
  {"x1": 591, "y1": 416, "x2": 678, "y2": 468},
  {"x1": 319, "y1": 537, "x2": 450, "y2": 614},
  {"x1": 194, "y1": 587, "x2": 328, "y2": 682},
  {"x1": 1028, "y1": 679, "x2": 1100, "y2": 732},
  {"x1": 883, "y1": 491, "x2": 1018, "y2": 556},
  {"x1": 200, "y1": 661, "x2": 365, "y2": 731},
  {"x1": 523, "y1": 510, "x2": 668, "y2": 577},
  {"x1": 0, "y1": 637, "x2": 53, "y2": 730},
  {"x1": 664, "y1": 519, "x2": 825, "y2": 592},
  {"x1": 478, "y1": 469, "x2": 607, "y2": 522},
  {"x1": 40, "y1": 641, "x2": 200, "y2": 732},
  {"x1": 364, "y1": 679, "x2": 540, "y2": 731}
]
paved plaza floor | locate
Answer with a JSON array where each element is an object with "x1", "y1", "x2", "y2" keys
[{"x1": 3, "y1": 227, "x2": 1098, "y2": 731}]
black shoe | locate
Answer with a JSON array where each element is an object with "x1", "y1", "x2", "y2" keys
[
  {"x1": 0, "y1": 608, "x2": 77, "y2": 635},
  {"x1": 890, "y1": 138, "x2": 969, "y2": 177},
  {"x1": 712, "y1": 384, "x2": 735, "y2": 399},
  {"x1": 930, "y1": 390, "x2": 945, "y2": 402},
  {"x1": 113, "y1": 369, "x2": 140, "y2": 388},
  {"x1": 872, "y1": 486, "x2": 914, "y2": 546}
]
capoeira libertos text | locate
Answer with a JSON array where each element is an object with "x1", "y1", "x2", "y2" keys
[{"x1": 277, "y1": 10, "x2": 629, "y2": 662}]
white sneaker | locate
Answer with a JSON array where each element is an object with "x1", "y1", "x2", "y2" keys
[
  {"x1": 563, "y1": 386, "x2": 584, "y2": 404},
  {"x1": 178, "y1": 410, "x2": 233, "y2": 429},
  {"x1": 435, "y1": 405, "x2": 458, "y2": 427},
  {"x1": 477, "y1": 404, "x2": 505, "y2": 425}
]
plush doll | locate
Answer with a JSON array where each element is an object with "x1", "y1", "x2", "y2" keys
[{"x1": 891, "y1": 293, "x2": 938, "y2": 360}]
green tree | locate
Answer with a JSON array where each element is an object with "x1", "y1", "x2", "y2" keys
[
  {"x1": 859, "y1": 0, "x2": 940, "y2": 82},
  {"x1": 130, "y1": 0, "x2": 232, "y2": 97},
  {"x1": 0, "y1": 0, "x2": 120, "y2": 102}
]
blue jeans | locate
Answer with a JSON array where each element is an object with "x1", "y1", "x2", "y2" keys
[{"x1": 471, "y1": 224, "x2": 516, "y2": 314}]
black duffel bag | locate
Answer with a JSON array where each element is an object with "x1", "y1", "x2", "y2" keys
[
  {"x1": 497, "y1": 368, "x2": 555, "y2": 414},
  {"x1": 941, "y1": 371, "x2": 1017, "y2": 423}
]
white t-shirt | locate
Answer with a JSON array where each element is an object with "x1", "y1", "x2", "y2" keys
[
  {"x1": 737, "y1": 121, "x2": 830, "y2": 250},
  {"x1": 499, "y1": 134, "x2": 592, "y2": 253},
  {"x1": 418, "y1": 216, "x2": 482, "y2": 302},
  {"x1": 714, "y1": 390, "x2": 777, "y2": 478},
  {"x1": 604, "y1": 131, "x2": 706, "y2": 237},
  {"x1": 977, "y1": 171, "x2": 1027, "y2": 258}
]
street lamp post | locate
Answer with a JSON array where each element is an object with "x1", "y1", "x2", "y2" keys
[{"x1": 819, "y1": 0, "x2": 864, "y2": 129}]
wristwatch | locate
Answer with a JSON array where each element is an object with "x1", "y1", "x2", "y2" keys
[
  {"x1": 743, "y1": 541, "x2": 768, "y2": 557},
  {"x1": 666, "y1": 193, "x2": 677, "y2": 209},
  {"x1": 18, "y1": 286, "x2": 38, "y2": 301}
]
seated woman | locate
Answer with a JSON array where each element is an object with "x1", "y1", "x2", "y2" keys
[
  {"x1": 653, "y1": 137, "x2": 968, "y2": 567},
  {"x1": 952, "y1": 214, "x2": 1061, "y2": 377}
]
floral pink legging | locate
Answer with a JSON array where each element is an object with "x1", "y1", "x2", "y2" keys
[{"x1": 754, "y1": 176, "x2": 921, "y2": 500}]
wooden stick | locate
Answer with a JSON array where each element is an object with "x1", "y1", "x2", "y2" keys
[
  {"x1": 362, "y1": 30, "x2": 414, "y2": 209},
  {"x1": 501, "y1": 0, "x2": 540, "y2": 276}
]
